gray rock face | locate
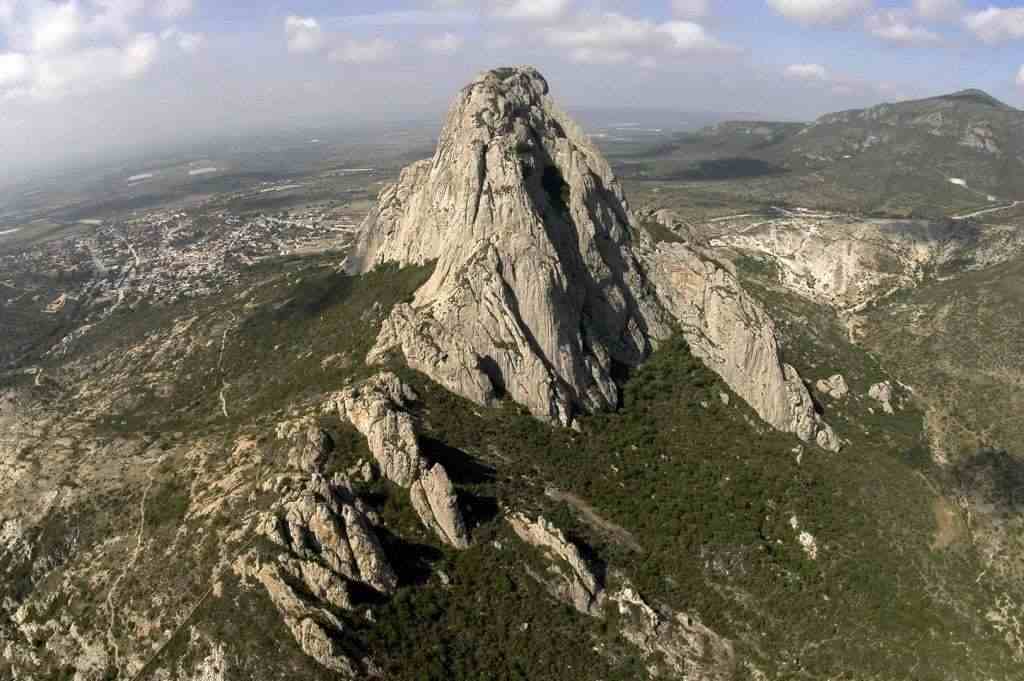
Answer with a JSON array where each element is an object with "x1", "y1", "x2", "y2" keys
[
  {"x1": 506, "y1": 512, "x2": 604, "y2": 616},
  {"x1": 333, "y1": 372, "x2": 423, "y2": 487},
  {"x1": 332, "y1": 372, "x2": 470, "y2": 548},
  {"x1": 349, "y1": 65, "x2": 836, "y2": 449},
  {"x1": 817, "y1": 374, "x2": 850, "y2": 400},
  {"x1": 351, "y1": 66, "x2": 664, "y2": 427},
  {"x1": 869, "y1": 381, "x2": 895, "y2": 414},
  {"x1": 647, "y1": 243, "x2": 839, "y2": 451},
  {"x1": 611, "y1": 583, "x2": 736, "y2": 681},
  {"x1": 255, "y1": 561, "x2": 359, "y2": 677},
  {"x1": 507, "y1": 511, "x2": 734, "y2": 678},
  {"x1": 256, "y1": 427, "x2": 397, "y2": 678},
  {"x1": 411, "y1": 464, "x2": 471, "y2": 549}
]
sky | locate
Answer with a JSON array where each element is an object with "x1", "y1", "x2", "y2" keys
[{"x1": 3, "y1": 0, "x2": 1024, "y2": 177}]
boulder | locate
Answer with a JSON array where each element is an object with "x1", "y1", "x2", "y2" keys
[
  {"x1": 869, "y1": 381, "x2": 895, "y2": 414},
  {"x1": 816, "y1": 374, "x2": 849, "y2": 400}
]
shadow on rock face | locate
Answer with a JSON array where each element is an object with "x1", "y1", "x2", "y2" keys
[
  {"x1": 375, "y1": 527, "x2": 445, "y2": 586},
  {"x1": 418, "y1": 436, "x2": 496, "y2": 485}
]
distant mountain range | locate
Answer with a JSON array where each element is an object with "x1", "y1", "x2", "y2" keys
[{"x1": 613, "y1": 89, "x2": 1024, "y2": 217}]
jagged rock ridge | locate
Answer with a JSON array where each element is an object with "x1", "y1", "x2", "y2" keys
[
  {"x1": 329, "y1": 372, "x2": 470, "y2": 548},
  {"x1": 349, "y1": 66, "x2": 837, "y2": 450},
  {"x1": 507, "y1": 511, "x2": 736, "y2": 679}
]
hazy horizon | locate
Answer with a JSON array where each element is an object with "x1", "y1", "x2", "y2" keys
[{"x1": 5, "y1": 0, "x2": 1024, "y2": 180}]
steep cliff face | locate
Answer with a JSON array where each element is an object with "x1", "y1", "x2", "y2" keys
[
  {"x1": 647, "y1": 242, "x2": 838, "y2": 450},
  {"x1": 350, "y1": 66, "x2": 665, "y2": 427},
  {"x1": 349, "y1": 66, "x2": 836, "y2": 450}
]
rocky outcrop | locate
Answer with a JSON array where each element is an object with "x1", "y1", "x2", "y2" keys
[
  {"x1": 869, "y1": 381, "x2": 895, "y2": 414},
  {"x1": 506, "y1": 512, "x2": 604, "y2": 616},
  {"x1": 262, "y1": 472, "x2": 398, "y2": 595},
  {"x1": 255, "y1": 561, "x2": 361, "y2": 677},
  {"x1": 611, "y1": 583, "x2": 736, "y2": 680},
  {"x1": 348, "y1": 66, "x2": 835, "y2": 449},
  {"x1": 816, "y1": 374, "x2": 849, "y2": 400},
  {"x1": 255, "y1": 425, "x2": 397, "y2": 677},
  {"x1": 709, "y1": 215, "x2": 1024, "y2": 311},
  {"x1": 331, "y1": 372, "x2": 470, "y2": 548},
  {"x1": 507, "y1": 511, "x2": 734, "y2": 678},
  {"x1": 332, "y1": 373, "x2": 423, "y2": 487},
  {"x1": 647, "y1": 242, "x2": 839, "y2": 451},
  {"x1": 350, "y1": 66, "x2": 665, "y2": 428}
]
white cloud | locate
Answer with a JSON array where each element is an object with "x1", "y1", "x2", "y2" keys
[
  {"x1": 339, "y1": 10, "x2": 474, "y2": 26},
  {"x1": 782, "y1": 62, "x2": 886, "y2": 99},
  {"x1": 31, "y1": 1, "x2": 83, "y2": 54},
  {"x1": 161, "y1": 27, "x2": 203, "y2": 54},
  {"x1": 0, "y1": 0, "x2": 15, "y2": 24},
  {"x1": 671, "y1": 0, "x2": 710, "y2": 20},
  {"x1": 964, "y1": 7, "x2": 1024, "y2": 44},
  {"x1": 489, "y1": 0, "x2": 571, "y2": 21},
  {"x1": 866, "y1": 9, "x2": 940, "y2": 44},
  {"x1": 658, "y1": 20, "x2": 726, "y2": 51},
  {"x1": 285, "y1": 15, "x2": 325, "y2": 53},
  {"x1": 913, "y1": 0, "x2": 962, "y2": 21},
  {"x1": 0, "y1": 1, "x2": 199, "y2": 100},
  {"x1": 0, "y1": 52, "x2": 28, "y2": 86},
  {"x1": 156, "y1": 0, "x2": 193, "y2": 20},
  {"x1": 784, "y1": 62, "x2": 829, "y2": 81},
  {"x1": 119, "y1": 31, "x2": 158, "y2": 77},
  {"x1": 423, "y1": 32, "x2": 464, "y2": 55},
  {"x1": 542, "y1": 12, "x2": 729, "y2": 65},
  {"x1": 767, "y1": 0, "x2": 871, "y2": 25},
  {"x1": 1017, "y1": 64, "x2": 1024, "y2": 87},
  {"x1": 24, "y1": 32, "x2": 159, "y2": 99},
  {"x1": 329, "y1": 38, "x2": 397, "y2": 64},
  {"x1": 544, "y1": 13, "x2": 653, "y2": 50},
  {"x1": 89, "y1": 0, "x2": 146, "y2": 35}
]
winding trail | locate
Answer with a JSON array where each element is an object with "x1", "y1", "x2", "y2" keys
[
  {"x1": 951, "y1": 200, "x2": 1022, "y2": 221},
  {"x1": 105, "y1": 455, "x2": 163, "y2": 673},
  {"x1": 216, "y1": 312, "x2": 237, "y2": 419}
]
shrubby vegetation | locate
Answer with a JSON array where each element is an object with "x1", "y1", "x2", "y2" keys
[
  {"x1": 377, "y1": 333, "x2": 1014, "y2": 679},
  {"x1": 42, "y1": 256, "x2": 1016, "y2": 680}
]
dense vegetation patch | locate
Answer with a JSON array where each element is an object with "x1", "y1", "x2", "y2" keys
[{"x1": 371, "y1": 333, "x2": 1014, "y2": 680}]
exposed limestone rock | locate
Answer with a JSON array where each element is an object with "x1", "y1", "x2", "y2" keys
[
  {"x1": 332, "y1": 372, "x2": 471, "y2": 548},
  {"x1": 256, "y1": 562, "x2": 359, "y2": 677},
  {"x1": 960, "y1": 124, "x2": 1000, "y2": 154},
  {"x1": 410, "y1": 464, "x2": 470, "y2": 549},
  {"x1": 255, "y1": 424, "x2": 399, "y2": 677},
  {"x1": 349, "y1": 66, "x2": 665, "y2": 427},
  {"x1": 869, "y1": 381, "x2": 895, "y2": 414},
  {"x1": 789, "y1": 515, "x2": 819, "y2": 560},
  {"x1": 611, "y1": 583, "x2": 736, "y2": 680},
  {"x1": 816, "y1": 374, "x2": 849, "y2": 400},
  {"x1": 274, "y1": 420, "x2": 334, "y2": 474},
  {"x1": 348, "y1": 65, "x2": 837, "y2": 450},
  {"x1": 709, "y1": 215, "x2": 1024, "y2": 311},
  {"x1": 507, "y1": 512, "x2": 604, "y2": 616},
  {"x1": 262, "y1": 472, "x2": 398, "y2": 596},
  {"x1": 507, "y1": 511, "x2": 733, "y2": 677},
  {"x1": 333, "y1": 372, "x2": 423, "y2": 487},
  {"x1": 647, "y1": 243, "x2": 839, "y2": 451}
]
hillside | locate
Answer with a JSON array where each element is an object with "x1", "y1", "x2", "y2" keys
[
  {"x1": 1, "y1": 69, "x2": 1023, "y2": 681},
  {"x1": 612, "y1": 88, "x2": 1024, "y2": 218}
]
